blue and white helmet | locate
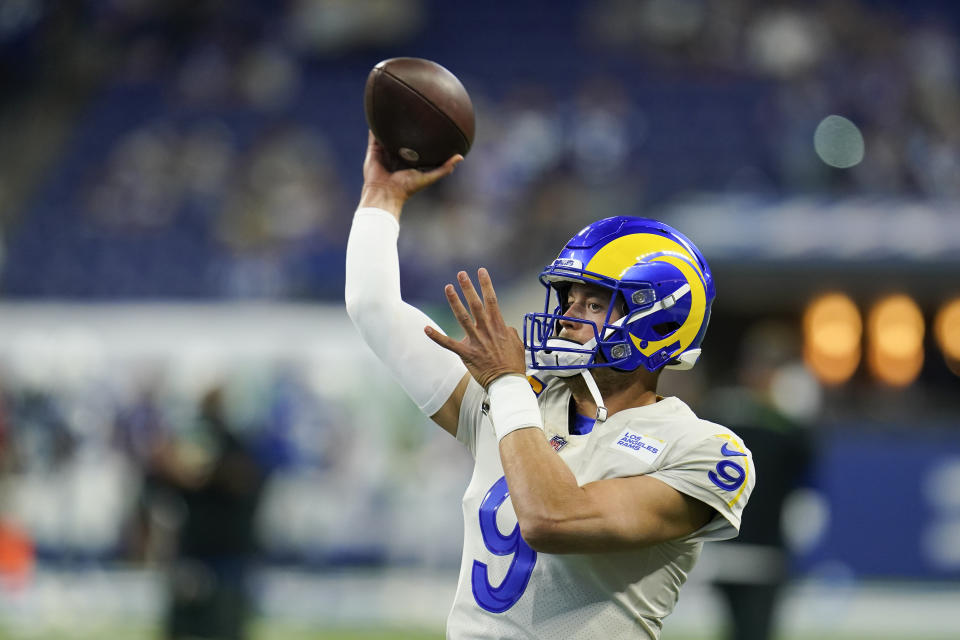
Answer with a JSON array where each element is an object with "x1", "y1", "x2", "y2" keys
[{"x1": 524, "y1": 216, "x2": 716, "y2": 374}]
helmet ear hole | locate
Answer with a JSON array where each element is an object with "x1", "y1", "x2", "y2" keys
[
  {"x1": 652, "y1": 321, "x2": 681, "y2": 337},
  {"x1": 614, "y1": 293, "x2": 628, "y2": 319}
]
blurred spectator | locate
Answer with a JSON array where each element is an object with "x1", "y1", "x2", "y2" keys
[
  {"x1": 0, "y1": 380, "x2": 34, "y2": 589},
  {"x1": 5, "y1": 0, "x2": 960, "y2": 300},
  {"x1": 0, "y1": 379, "x2": 9, "y2": 471},
  {"x1": 285, "y1": 0, "x2": 425, "y2": 55},
  {"x1": 701, "y1": 322, "x2": 816, "y2": 640},
  {"x1": 215, "y1": 123, "x2": 346, "y2": 297},
  {"x1": 8, "y1": 386, "x2": 74, "y2": 473},
  {"x1": 0, "y1": 519, "x2": 33, "y2": 590},
  {"x1": 149, "y1": 386, "x2": 267, "y2": 640},
  {"x1": 116, "y1": 380, "x2": 171, "y2": 563}
]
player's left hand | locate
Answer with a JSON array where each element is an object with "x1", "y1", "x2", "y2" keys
[{"x1": 425, "y1": 268, "x2": 526, "y2": 389}]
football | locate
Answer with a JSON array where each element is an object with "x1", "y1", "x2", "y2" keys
[{"x1": 364, "y1": 57, "x2": 475, "y2": 170}]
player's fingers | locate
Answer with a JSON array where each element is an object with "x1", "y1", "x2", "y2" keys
[
  {"x1": 366, "y1": 130, "x2": 386, "y2": 159},
  {"x1": 476, "y1": 268, "x2": 504, "y2": 326},
  {"x1": 444, "y1": 283, "x2": 480, "y2": 340},
  {"x1": 363, "y1": 131, "x2": 375, "y2": 162},
  {"x1": 457, "y1": 271, "x2": 489, "y2": 330},
  {"x1": 364, "y1": 131, "x2": 392, "y2": 173},
  {"x1": 424, "y1": 326, "x2": 464, "y2": 355}
]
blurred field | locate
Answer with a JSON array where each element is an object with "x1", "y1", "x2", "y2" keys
[
  {"x1": 1, "y1": 567, "x2": 958, "y2": 639},
  {"x1": 0, "y1": 624, "x2": 957, "y2": 640},
  {"x1": 0, "y1": 625, "x2": 450, "y2": 640}
]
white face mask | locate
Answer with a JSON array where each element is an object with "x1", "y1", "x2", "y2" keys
[{"x1": 532, "y1": 337, "x2": 597, "y2": 376}]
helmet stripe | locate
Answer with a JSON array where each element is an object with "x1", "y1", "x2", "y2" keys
[
  {"x1": 583, "y1": 233, "x2": 704, "y2": 281},
  {"x1": 629, "y1": 253, "x2": 707, "y2": 357},
  {"x1": 583, "y1": 233, "x2": 707, "y2": 359}
]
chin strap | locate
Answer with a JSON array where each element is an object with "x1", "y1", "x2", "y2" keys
[
  {"x1": 580, "y1": 369, "x2": 608, "y2": 422},
  {"x1": 530, "y1": 337, "x2": 608, "y2": 421}
]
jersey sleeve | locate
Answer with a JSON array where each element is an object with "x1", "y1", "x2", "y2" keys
[
  {"x1": 455, "y1": 378, "x2": 487, "y2": 458},
  {"x1": 648, "y1": 433, "x2": 755, "y2": 542}
]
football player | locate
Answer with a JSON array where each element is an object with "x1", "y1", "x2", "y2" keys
[{"x1": 345, "y1": 132, "x2": 754, "y2": 639}]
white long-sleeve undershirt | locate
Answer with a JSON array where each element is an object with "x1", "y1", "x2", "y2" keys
[{"x1": 344, "y1": 207, "x2": 467, "y2": 416}]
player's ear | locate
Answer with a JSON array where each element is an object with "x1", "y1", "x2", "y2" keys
[{"x1": 615, "y1": 293, "x2": 628, "y2": 318}]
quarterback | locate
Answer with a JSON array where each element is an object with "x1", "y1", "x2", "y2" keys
[{"x1": 345, "y1": 133, "x2": 754, "y2": 639}]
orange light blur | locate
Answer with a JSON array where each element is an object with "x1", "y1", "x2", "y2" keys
[
  {"x1": 867, "y1": 294, "x2": 925, "y2": 387},
  {"x1": 934, "y1": 298, "x2": 960, "y2": 376},
  {"x1": 803, "y1": 293, "x2": 862, "y2": 385}
]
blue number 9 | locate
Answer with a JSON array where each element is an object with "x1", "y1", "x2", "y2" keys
[
  {"x1": 709, "y1": 460, "x2": 745, "y2": 491},
  {"x1": 471, "y1": 476, "x2": 537, "y2": 613}
]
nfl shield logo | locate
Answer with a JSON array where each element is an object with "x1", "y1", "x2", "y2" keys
[{"x1": 549, "y1": 435, "x2": 568, "y2": 452}]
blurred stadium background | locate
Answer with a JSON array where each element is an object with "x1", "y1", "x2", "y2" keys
[{"x1": 0, "y1": 0, "x2": 959, "y2": 638}]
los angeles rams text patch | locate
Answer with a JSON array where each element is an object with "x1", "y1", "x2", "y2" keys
[{"x1": 611, "y1": 429, "x2": 666, "y2": 464}]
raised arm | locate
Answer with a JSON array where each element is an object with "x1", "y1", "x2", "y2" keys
[{"x1": 344, "y1": 133, "x2": 469, "y2": 436}]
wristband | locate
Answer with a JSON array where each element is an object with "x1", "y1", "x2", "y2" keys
[{"x1": 487, "y1": 375, "x2": 544, "y2": 442}]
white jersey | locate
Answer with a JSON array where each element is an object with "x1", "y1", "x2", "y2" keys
[{"x1": 446, "y1": 377, "x2": 755, "y2": 640}]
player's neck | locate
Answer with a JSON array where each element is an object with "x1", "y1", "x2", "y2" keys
[{"x1": 565, "y1": 369, "x2": 659, "y2": 419}]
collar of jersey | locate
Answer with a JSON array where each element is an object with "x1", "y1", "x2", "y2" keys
[
  {"x1": 569, "y1": 409, "x2": 595, "y2": 436},
  {"x1": 610, "y1": 396, "x2": 692, "y2": 421}
]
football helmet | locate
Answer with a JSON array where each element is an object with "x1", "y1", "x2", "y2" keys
[{"x1": 524, "y1": 216, "x2": 715, "y2": 374}]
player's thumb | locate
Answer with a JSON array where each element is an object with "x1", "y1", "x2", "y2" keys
[
  {"x1": 429, "y1": 154, "x2": 464, "y2": 181},
  {"x1": 405, "y1": 154, "x2": 463, "y2": 195}
]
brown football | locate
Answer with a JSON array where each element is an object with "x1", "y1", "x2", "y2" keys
[{"x1": 364, "y1": 57, "x2": 475, "y2": 170}]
